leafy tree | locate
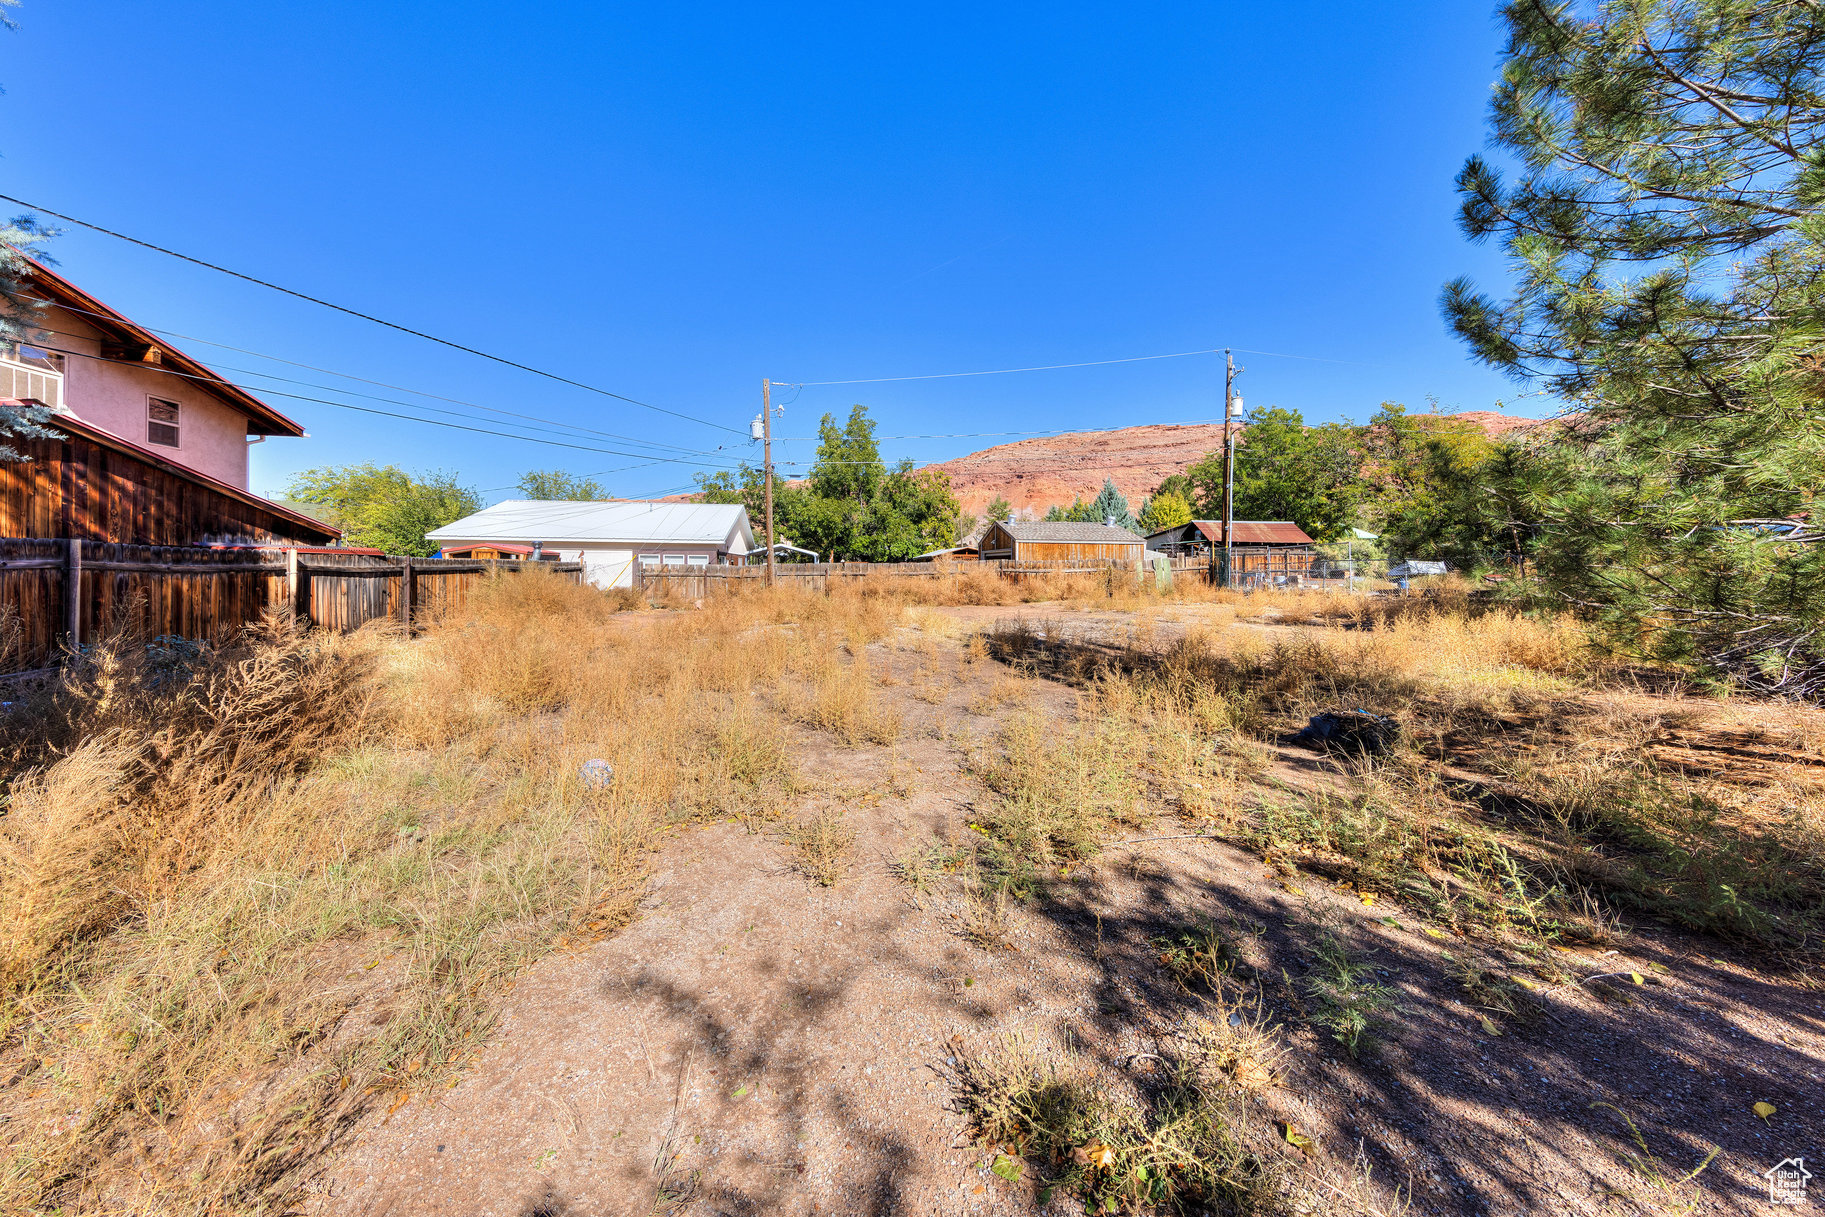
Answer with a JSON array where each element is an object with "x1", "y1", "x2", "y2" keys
[
  {"x1": 1187, "y1": 407, "x2": 1360, "y2": 541},
  {"x1": 286, "y1": 463, "x2": 482, "y2": 556},
  {"x1": 983, "y1": 495, "x2": 1013, "y2": 524},
  {"x1": 1140, "y1": 490, "x2": 1193, "y2": 533},
  {"x1": 693, "y1": 403, "x2": 959, "y2": 560},
  {"x1": 1443, "y1": 0, "x2": 1825, "y2": 694},
  {"x1": 1044, "y1": 497, "x2": 1098, "y2": 523},
  {"x1": 1357, "y1": 404, "x2": 1496, "y2": 557},
  {"x1": 517, "y1": 469, "x2": 612, "y2": 500},
  {"x1": 809, "y1": 404, "x2": 885, "y2": 504},
  {"x1": 1151, "y1": 473, "x2": 1193, "y2": 503},
  {"x1": 1088, "y1": 478, "x2": 1139, "y2": 532}
]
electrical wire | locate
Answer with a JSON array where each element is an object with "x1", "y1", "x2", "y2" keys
[
  {"x1": 28, "y1": 340, "x2": 753, "y2": 469},
  {"x1": 2, "y1": 193, "x2": 746, "y2": 434},
  {"x1": 784, "y1": 347, "x2": 1223, "y2": 385},
  {"x1": 25, "y1": 313, "x2": 721, "y2": 457},
  {"x1": 29, "y1": 332, "x2": 722, "y2": 455},
  {"x1": 780, "y1": 344, "x2": 1364, "y2": 388}
]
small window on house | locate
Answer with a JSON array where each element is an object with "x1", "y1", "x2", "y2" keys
[
  {"x1": 662, "y1": 554, "x2": 686, "y2": 567},
  {"x1": 686, "y1": 554, "x2": 710, "y2": 567},
  {"x1": 637, "y1": 553, "x2": 662, "y2": 569},
  {"x1": 147, "y1": 397, "x2": 181, "y2": 448}
]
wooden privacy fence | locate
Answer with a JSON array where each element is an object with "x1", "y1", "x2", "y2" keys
[
  {"x1": 636, "y1": 557, "x2": 1153, "y2": 598},
  {"x1": 0, "y1": 537, "x2": 582, "y2": 673}
]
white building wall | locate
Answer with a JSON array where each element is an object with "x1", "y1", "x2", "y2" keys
[{"x1": 548, "y1": 543, "x2": 729, "y2": 589}]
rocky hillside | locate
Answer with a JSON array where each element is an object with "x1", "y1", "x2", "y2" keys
[{"x1": 930, "y1": 411, "x2": 1545, "y2": 518}]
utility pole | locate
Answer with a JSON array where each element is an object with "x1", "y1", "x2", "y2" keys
[
  {"x1": 762, "y1": 378, "x2": 776, "y2": 588},
  {"x1": 1219, "y1": 349, "x2": 1241, "y2": 588}
]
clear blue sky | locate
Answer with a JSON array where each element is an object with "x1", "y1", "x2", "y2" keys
[{"x1": 2, "y1": 1, "x2": 1530, "y2": 502}]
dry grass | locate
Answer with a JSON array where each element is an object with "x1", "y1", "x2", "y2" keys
[
  {"x1": 0, "y1": 569, "x2": 905, "y2": 1215},
  {"x1": 6, "y1": 562, "x2": 1818, "y2": 1212},
  {"x1": 955, "y1": 1028, "x2": 1295, "y2": 1214},
  {"x1": 783, "y1": 810, "x2": 855, "y2": 887}
]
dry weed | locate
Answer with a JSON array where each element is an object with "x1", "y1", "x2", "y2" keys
[{"x1": 783, "y1": 810, "x2": 856, "y2": 887}]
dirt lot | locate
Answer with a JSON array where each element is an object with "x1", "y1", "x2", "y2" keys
[{"x1": 313, "y1": 601, "x2": 1824, "y2": 1217}]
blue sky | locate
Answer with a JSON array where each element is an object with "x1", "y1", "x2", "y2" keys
[{"x1": 2, "y1": 2, "x2": 1531, "y2": 502}]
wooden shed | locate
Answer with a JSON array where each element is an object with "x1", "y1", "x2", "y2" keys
[
  {"x1": 1144, "y1": 520, "x2": 1317, "y2": 575},
  {"x1": 978, "y1": 520, "x2": 1145, "y2": 563},
  {"x1": 0, "y1": 407, "x2": 339, "y2": 546}
]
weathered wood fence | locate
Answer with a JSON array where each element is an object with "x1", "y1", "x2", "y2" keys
[
  {"x1": 0, "y1": 538, "x2": 582, "y2": 673},
  {"x1": 634, "y1": 550, "x2": 1338, "y2": 598},
  {"x1": 635, "y1": 557, "x2": 1156, "y2": 598}
]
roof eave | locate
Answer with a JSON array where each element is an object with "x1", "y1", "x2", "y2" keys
[{"x1": 23, "y1": 259, "x2": 307, "y2": 438}]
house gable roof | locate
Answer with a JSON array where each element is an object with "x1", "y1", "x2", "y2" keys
[
  {"x1": 21, "y1": 259, "x2": 306, "y2": 437},
  {"x1": 994, "y1": 521, "x2": 1144, "y2": 545},
  {"x1": 427, "y1": 500, "x2": 756, "y2": 551}
]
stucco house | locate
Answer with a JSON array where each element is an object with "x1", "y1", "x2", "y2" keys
[
  {"x1": 0, "y1": 259, "x2": 336, "y2": 545},
  {"x1": 5, "y1": 258, "x2": 310, "y2": 491},
  {"x1": 426, "y1": 500, "x2": 755, "y2": 589}
]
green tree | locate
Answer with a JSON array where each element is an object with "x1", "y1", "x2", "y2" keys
[
  {"x1": 517, "y1": 469, "x2": 612, "y2": 500},
  {"x1": 983, "y1": 495, "x2": 1013, "y2": 524},
  {"x1": 1044, "y1": 497, "x2": 1097, "y2": 523},
  {"x1": 1151, "y1": 473, "x2": 1193, "y2": 503},
  {"x1": 1443, "y1": 0, "x2": 1825, "y2": 693},
  {"x1": 0, "y1": 7, "x2": 62, "y2": 461},
  {"x1": 809, "y1": 404, "x2": 885, "y2": 503},
  {"x1": 1140, "y1": 490, "x2": 1193, "y2": 533},
  {"x1": 1186, "y1": 408, "x2": 1360, "y2": 541},
  {"x1": 286, "y1": 463, "x2": 482, "y2": 556},
  {"x1": 1357, "y1": 404, "x2": 1496, "y2": 557},
  {"x1": 1088, "y1": 478, "x2": 1139, "y2": 532},
  {"x1": 694, "y1": 403, "x2": 959, "y2": 560}
]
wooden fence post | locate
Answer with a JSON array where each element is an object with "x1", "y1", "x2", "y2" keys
[
  {"x1": 400, "y1": 555, "x2": 414, "y2": 634},
  {"x1": 288, "y1": 547, "x2": 311, "y2": 623},
  {"x1": 65, "y1": 537, "x2": 82, "y2": 647}
]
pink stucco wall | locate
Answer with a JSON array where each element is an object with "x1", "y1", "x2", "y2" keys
[{"x1": 43, "y1": 306, "x2": 254, "y2": 489}]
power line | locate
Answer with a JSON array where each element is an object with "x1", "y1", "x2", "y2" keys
[
  {"x1": 30, "y1": 330, "x2": 719, "y2": 456},
  {"x1": 26, "y1": 311, "x2": 721, "y2": 457},
  {"x1": 785, "y1": 347, "x2": 1223, "y2": 385},
  {"x1": 771, "y1": 417, "x2": 1229, "y2": 443},
  {"x1": 2, "y1": 193, "x2": 745, "y2": 434},
  {"x1": 782, "y1": 344, "x2": 1364, "y2": 388},
  {"x1": 30, "y1": 340, "x2": 752, "y2": 469}
]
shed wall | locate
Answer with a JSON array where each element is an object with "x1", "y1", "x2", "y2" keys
[
  {"x1": 0, "y1": 430, "x2": 336, "y2": 545},
  {"x1": 1014, "y1": 540, "x2": 1144, "y2": 562}
]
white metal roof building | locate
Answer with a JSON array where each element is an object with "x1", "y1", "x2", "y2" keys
[{"x1": 427, "y1": 500, "x2": 755, "y2": 589}]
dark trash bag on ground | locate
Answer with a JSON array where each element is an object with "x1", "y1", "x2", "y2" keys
[{"x1": 1296, "y1": 710, "x2": 1400, "y2": 756}]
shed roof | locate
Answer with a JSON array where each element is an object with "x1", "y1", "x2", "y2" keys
[
  {"x1": 996, "y1": 521, "x2": 1144, "y2": 545},
  {"x1": 427, "y1": 500, "x2": 755, "y2": 550},
  {"x1": 1190, "y1": 520, "x2": 1314, "y2": 546}
]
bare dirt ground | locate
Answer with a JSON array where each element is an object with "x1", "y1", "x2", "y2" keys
[{"x1": 317, "y1": 605, "x2": 1823, "y2": 1217}]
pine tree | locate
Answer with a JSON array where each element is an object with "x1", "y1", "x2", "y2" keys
[
  {"x1": 1089, "y1": 478, "x2": 1139, "y2": 533},
  {"x1": 1444, "y1": 0, "x2": 1825, "y2": 696}
]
